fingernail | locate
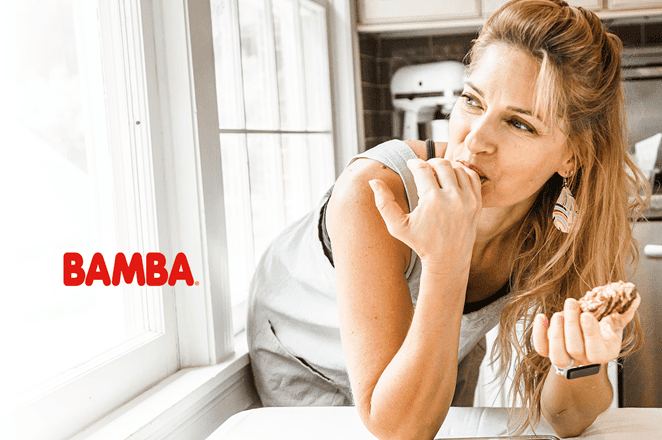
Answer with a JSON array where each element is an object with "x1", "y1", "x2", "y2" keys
[{"x1": 368, "y1": 180, "x2": 379, "y2": 192}]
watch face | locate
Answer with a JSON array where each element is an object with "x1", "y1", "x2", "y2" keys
[{"x1": 567, "y1": 363, "x2": 601, "y2": 379}]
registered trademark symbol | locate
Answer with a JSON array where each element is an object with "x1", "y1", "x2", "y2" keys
[{"x1": 195, "y1": 281, "x2": 199, "y2": 286}]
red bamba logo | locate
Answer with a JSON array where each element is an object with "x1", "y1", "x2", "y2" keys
[{"x1": 64, "y1": 252, "x2": 195, "y2": 286}]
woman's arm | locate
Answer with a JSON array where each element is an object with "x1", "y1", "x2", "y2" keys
[
  {"x1": 534, "y1": 297, "x2": 640, "y2": 438},
  {"x1": 327, "y1": 146, "x2": 481, "y2": 440}
]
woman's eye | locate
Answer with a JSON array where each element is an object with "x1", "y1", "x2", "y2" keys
[
  {"x1": 461, "y1": 93, "x2": 479, "y2": 107},
  {"x1": 509, "y1": 118, "x2": 535, "y2": 133}
]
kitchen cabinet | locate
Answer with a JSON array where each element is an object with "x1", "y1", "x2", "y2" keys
[
  {"x1": 357, "y1": 0, "x2": 662, "y2": 35},
  {"x1": 609, "y1": 0, "x2": 662, "y2": 10},
  {"x1": 358, "y1": 0, "x2": 479, "y2": 25},
  {"x1": 483, "y1": 0, "x2": 601, "y2": 16}
]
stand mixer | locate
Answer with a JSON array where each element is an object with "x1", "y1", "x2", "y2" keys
[{"x1": 391, "y1": 61, "x2": 466, "y2": 141}]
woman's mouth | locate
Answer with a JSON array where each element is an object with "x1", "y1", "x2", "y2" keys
[{"x1": 458, "y1": 160, "x2": 487, "y2": 183}]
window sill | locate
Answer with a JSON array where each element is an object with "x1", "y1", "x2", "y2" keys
[{"x1": 72, "y1": 331, "x2": 259, "y2": 440}]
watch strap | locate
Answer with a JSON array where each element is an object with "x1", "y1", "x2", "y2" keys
[{"x1": 554, "y1": 361, "x2": 601, "y2": 379}]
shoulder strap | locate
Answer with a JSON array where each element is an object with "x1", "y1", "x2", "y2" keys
[
  {"x1": 349, "y1": 140, "x2": 419, "y2": 212},
  {"x1": 425, "y1": 139, "x2": 435, "y2": 160}
]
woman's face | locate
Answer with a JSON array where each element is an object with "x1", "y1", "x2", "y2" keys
[{"x1": 446, "y1": 43, "x2": 572, "y2": 210}]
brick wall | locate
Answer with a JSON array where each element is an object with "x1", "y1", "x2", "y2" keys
[{"x1": 358, "y1": 20, "x2": 662, "y2": 150}]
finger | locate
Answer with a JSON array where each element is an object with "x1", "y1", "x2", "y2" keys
[
  {"x1": 368, "y1": 179, "x2": 407, "y2": 236},
  {"x1": 407, "y1": 159, "x2": 442, "y2": 194},
  {"x1": 548, "y1": 312, "x2": 573, "y2": 368},
  {"x1": 581, "y1": 312, "x2": 610, "y2": 362},
  {"x1": 532, "y1": 314, "x2": 550, "y2": 357},
  {"x1": 563, "y1": 298, "x2": 586, "y2": 361},
  {"x1": 428, "y1": 158, "x2": 458, "y2": 190},
  {"x1": 451, "y1": 162, "x2": 471, "y2": 190},
  {"x1": 453, "y1": 161, "x2": 482, "y2": 196}
]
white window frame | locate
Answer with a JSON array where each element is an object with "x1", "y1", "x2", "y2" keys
[
  {"x1": 0, "y1": 0, "x2": 359, "y2": 437},
  {"x1": 170, "y1": 0, "x2": 362, "y2": 362}
]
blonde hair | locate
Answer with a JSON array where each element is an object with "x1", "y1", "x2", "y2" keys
[{"x1": 467, "y1": 0, "x2": 650, "y2": 431}]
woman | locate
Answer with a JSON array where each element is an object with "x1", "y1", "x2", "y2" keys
[{"x1": 247, "y1": 0, "x2": 648, "y2": 438}]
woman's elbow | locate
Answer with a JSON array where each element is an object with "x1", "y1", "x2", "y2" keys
[
  {"x1": 356, "y1": 402, "x2": 448, "y2": 440},
  {"x1": 552, "y1": 423, "x2": 589, "y2": 439},
  {"x1": 362, "y1": 418, "x2": 444, "y2": 440},
  {"x1": 547, "y1": 410, "x2": 598, "y2": 439}
]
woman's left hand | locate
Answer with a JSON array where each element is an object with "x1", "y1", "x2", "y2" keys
[{"x1": 533, "y1": 295, "x2": 641, "y2": 368}]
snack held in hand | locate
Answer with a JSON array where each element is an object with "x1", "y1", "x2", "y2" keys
[{"x1": 578, "y1": 281, "x2": 638, "y2": 321}]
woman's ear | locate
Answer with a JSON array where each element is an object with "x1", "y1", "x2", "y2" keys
[{"x1": 558, "y1": 149, "x2": 579, "y2": 177}]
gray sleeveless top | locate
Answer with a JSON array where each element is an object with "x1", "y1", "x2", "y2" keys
[{"x1": 246, "y1": 139, "x2": 514, "y2": 405}]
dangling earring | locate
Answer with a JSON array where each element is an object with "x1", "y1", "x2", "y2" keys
[{"x1": 553, "y1": 171, "x2": 578, "y2": 233}]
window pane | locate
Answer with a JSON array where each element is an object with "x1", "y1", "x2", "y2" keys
[
  {"x1": 211, "y1": 0, "x2": 245, "y2": 129},
  {"x1": 247, "y1": 134, "x2": 286, "y2": 260},
  {"x1": 238, "y1": 0, "x2": 280, "y2": 130},
  {"x1": 213, "y1": 0, "x2": 335, "y2": 333},
  {"x1": 273, "y1": 0, "x2": 305, "y2": 130},
  {"x1": 281, "y1": 134, "x2": 334, "y2": 223},
  {"x1": 220, "y1": 133, "x2": 254, "y2": 307},
  {"x1": 307, "y1": 133, "x2": 336, "y2": 204},
  {"x1": 0, "y1": 0, "x2": 151, "y2": 402},
  {"x1": 300, "y1": 0, "x2": 331, "y2": 131},
  {"x1": 281, "y1": 134, "x2": 312, "y2": 223}
]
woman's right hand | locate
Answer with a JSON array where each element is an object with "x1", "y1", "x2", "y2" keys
[{"x1": 368, "y1": 158, "x2": 482, "y2": 271}]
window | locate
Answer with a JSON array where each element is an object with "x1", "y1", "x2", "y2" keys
[
  {"x1": 0, "y1": 0, "x2": 358, "y2": 436},
  {"x1": 0, "y1": 1, "x2": 180, "y2": 437},
  {"x1": 210, "y1": 0, "x2": 336, "y2": 333}
]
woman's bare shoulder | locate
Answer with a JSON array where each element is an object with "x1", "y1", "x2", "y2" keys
[
  {"x1": 326, "y1": 151, "x2": 411, "y2": 272},
  {"x1": 330, "y1": 151, "x2": 408, "y2": 216}
]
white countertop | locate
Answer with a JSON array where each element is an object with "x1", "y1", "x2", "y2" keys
[{"x1": 209, "y1": 406, "x2": 662, "y2": 440}]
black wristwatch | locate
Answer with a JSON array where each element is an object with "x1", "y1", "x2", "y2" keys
[{"x1": 553, "y1": 359, "x2": 602, "y2": 379}]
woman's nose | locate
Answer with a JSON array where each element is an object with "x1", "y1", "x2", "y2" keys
[{"x1": 465, "y1": 114, "x2": 497, "y2": 155}]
